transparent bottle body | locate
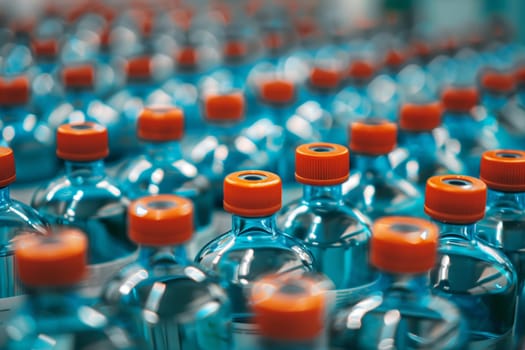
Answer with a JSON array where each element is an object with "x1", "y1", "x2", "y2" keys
[
  {"x1": 430, "y1": 222, "x2": 517, "y2": 349},
  {"x1": 0, "y1": 186, "x2": 49, "y2": 328},
  {"x1": 0, "y1": 106, "x2": 57, "y2": 183},
  {"x1": 5, "y1": 288, "x2": 141, "y2": 350},
  {"x1": 342, "y1": 154, "x2": 425, "y2": 220},
  {"x1": 31, "y1": 160, "x2": 137, "y2": 299},
  {"x1": 277, "y1": 184, "x2": 377, "y2": 307},
  {"x1": 330, "y1": 273, "x2": 469, "y2": 350},
  {"x1": 191, "y1": 121, "x2": 283, "y2": 206},
  {"x1": 103, "y1": 245, "x2": 232, "y2": 350},
  {"x1": 195, "y1": 215, "x2": 314, "y2": 350}
]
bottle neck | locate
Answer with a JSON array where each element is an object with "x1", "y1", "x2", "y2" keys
[
  {"x1": 354, "y1": 152, "x2": 393, "y2": 175},
  {"x1": 400, "y1": 130, "x2": 436, "y2": 154},
  {"x1": 26, "y1": 285, "x2": 82, "y2": 313},
  {"x1": 65, "y1": 159, "x2": 106, "y2": 183},
  {"x1": 432, "y1": 219, "x2": 477, "y2": 241},
  {"x1": 487, "y1": 188, "x2": 525, "y2": 210},
  {"x1": 0, "y1": 186, "x2": 12, "y2": 208},
  {"x1": 208, "y1": 121, "x2": 240, "y2": 136},
  {"x1": 138, "y1": 244, "x2": 189, "y2": 266},
  {"x1": 231, "y1": 214, "x2": 278, "y2": 237},
  {"x1": 378, "y1": 271, "x2": 430, "y2": 297},
  {"x1": 302, "y1": 184, "x2": 343, "y2": 206},
  {"x1": 145, "y1": 140, "x2": 183, "y2": 161}
]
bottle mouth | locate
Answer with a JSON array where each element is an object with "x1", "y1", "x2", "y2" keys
[{"x1": 442, "y1": 178, "x2": 473, "y2": 189}]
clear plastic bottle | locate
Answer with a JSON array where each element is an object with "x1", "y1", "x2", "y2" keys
[
  {"x1": 4, "y1": 229, "x2": 142, "y2": 350},
  {"x1": 251, "y1": 273, "x2": 331, "y2": 350},
  {"x1": 440, "y1": 86, "x2": 501, "y2": 176},
  {"x1": 475, "y1": 150, "x2": 525, "y2": 343},
  {"x1": 103, "y1": 194, "x2": 231, "y2": 350},
  {"x1": 425, "y1": 175, "x2": 518, "y2": 349},
  {"x1": 277, "y1": 142, "x2": 376, "y2": 306},
  {"x1": 31, "y1": 122, "x2": 136, "y2": 300},
  {"x1": 0, "y1": 147, "x2": 49, "y2": 329},
  {"x1": 330, "y1": 216, "x2": 469, "y2": 349},
  {"x1": 0, "y1": 76, "x2": 57, "y2": 183},
  {"x1": 191, "y1": 93, "x2": 283, "y2": 206},
  {"x1": 392, "y1": 102, "x2": 465, "y2": 187},
  {"x1": 195, "y1": 170, "x2": 315, "y2": 350},
  {"x1": 116, "y1": 106, "x2": 214, "y2": 257},
  {"x1": 342, "y1": 119, "x2": 424, "y2": 220}
]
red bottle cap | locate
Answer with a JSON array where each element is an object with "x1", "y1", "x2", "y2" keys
[
  {"x1": 129, "y1": 195, "x2": 193, "y2": 246},
  {"x1": 349, "y1": 119, "x2": 397, "y2": 155},
  {"x1": 260, "y1": 79, "x2": 295, "y2": 104},
  {"x1": 348, "y1": 59, "x2": 375, "y2": 81},
  {"x1": 223, "y1": 170, "x2": 281, "y2": 217},
  {"x1": 425, "y1": 175, "x2": 487, "y2": 224},
  {"x1": 384, "y1": 49, "x2": 406, "y2": 68},
  {"x1": 204, "y1": 93, "x2": 245, "y2": 122},
  {"x1": 224, "y1": 40, "x2": 248, "y2": 59},
  {"x1": 56, "y1": 122, "x2": 109, "y2": 161},
  {"x1": 480, "y1": 150, "x2": 525, "y2": 192},
  {"x1": 480, "y1": 71, "x2": 516, "y2": 93},
  {"x1": 176, "y1": 47, "x2": 198, "y2": 67},
  {"x1": 62, "y1": 65, "x2": 95, "y2": 89},
  {"x1": 0, "y1": 147, "x2": 16, "y2": 187},
  {"x1": 126, "y1": 56, "x2": 152, "y2": 80},
  {"x1": 31, "y1": 39, "x2": 59, "y2": 58},
  {"x1": 399, "y1": 102, "x2": 443, "y2": 131},
  {"x1": 0, "y1": 76, "x2": 29, "y2": 105},
  {"x1": 309, "y1": 67, "x2": 341, "y2": 89},
  {"x1": 295, "y1": 143, "x2": 349, "y2": 186},
  {"x1": 138, "y1": 106, "x2": 184, "y2": 141},
  {"x1": 441, "y1": 87, "x2": 479, "y2": 113}
]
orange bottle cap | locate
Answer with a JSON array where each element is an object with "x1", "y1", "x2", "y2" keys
[
  {"x1": 129, "y1": 195, "x2": 193, "y2": 246},
  {"x1": 384, "y1": 49, "x2": 405, "y2": 68},
  {"x1": 224, "y1": 40, "x2": 248, "y2": 59},
  {"x1": 251, "y1": 274, "x2": 326, "y2": 341},
  {"x1": 99, "y1": 27, "x2": 111, "y2": 47},
  {"x1": 177, "y1": 47, "x2": 198, "y2": 67},
  {"x1": 371, "y1": 216, "x2": 438, "y2": 274},
  {"x1": 295, "y1": 143, "x2": 349, "y2": 185},
  {"x1": 309, "y1": 67, "x2": 341, "y2": 89},
  {"x1": 204, "y1": 93, "x2": 245, "y2": 122},
  {"x1": 425, "y1": 175, "x2": 487, "y2": 224},
  {"x1": 56, "y1": 122, "x2": 109, "y2": 161},
  {"x1": 0, "y1": 76, "x2": 29, "y2": 105},
  {"x1": 62, "y1": 65, "x2": 95, "y2": 89},
  {"x1": 515, "y1": 66, "x2": 525, "y2": 85},
  {"x1": 480, "y1": 71, "x2": 516, "y2": 93},
  {"x1": 260, "y1": 79, "x2": 295, "y2": 104},
  {"x1": 441, "y1": 87, "x2": 479, "y2": 113},
  {"x1": 264, "y1": 32, "x2": 284, "y2": 51},
  {"x1": 126, "y1": 56, "x2": 152, "y2": 79},
  {"x1": 31, "y1": 39, "x2": 59, "y2": 58},
  {"x1": 411, "y1": 41, "x2": 432, "y2": 58},
  {"x1": 138, "y1": 106, "x2": 184, "y2": 141},
  {"x1": 223, "y1": 170, "x2": 282, "y2": 217},
  {"x1": 0, "y1": 147, "x2": 16, "y2": 187},
  {"x1": 349, "y1": 119, "x2": 397, "y2": 155},
  {"x1": 399, "y1": 102, "x2": 443, "y2": 131},
  {"x1": 15, "y1": 229, "x2": 87, "y2": 287},
  {"x1": 348, "y1": 59, "x2": 375, "y2": 81},
  {"x1": 480, "y1": 150, "x2": 525, "y2": 192}
]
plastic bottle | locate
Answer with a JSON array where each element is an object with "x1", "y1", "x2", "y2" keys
[
  {"x1": 0, "y1": 76, "x2": 57, "y2": 183},
  {"x1": 191, "y1": 93, "x2": 283, "y2": 206},
  {"x1": 277, "y1": 142, "x2": 376, "y2": 307},
  {"x1": 342, "y1": 119, "x2": 424, "y2": 220},
  {"x1": 195, "y1": 170, "x2": 315, "y2": 350},
  {"x1": 116, "y1": 106, "x2": 214, "y2": 256},
  {"x1": 4, "y1": 229, "x2": 142, "y2": 350},
  {"x1": 330, "y1": 216, "x2": 469, "y2": 349},
  {"x1": 475, "y1": 150, "x2": 525, "y2": 343},
  {"x1": 440, "y1": 86, "x2": 500, "y2": 176},
  {"x1": 31, "y1": 122, "x2": 136, "y2": 299},
  {"x1": 392, "y1": 102, "x2": 465, "y2": 187},
  {"x1": 425, "y1": 174, "x2": 517, "y2": 349},
  {"x1": 251, "y1": 274, "x2": 331, "y2": 350},
  {"x1": 0, "y1": 147, "x2": 49, "y2": 329},
  {"x1": 103, "y1": 194, "x2": 231, "y2": 350}
]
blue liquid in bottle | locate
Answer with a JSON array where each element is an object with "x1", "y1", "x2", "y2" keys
[
  {"x1": 0, "y1": 147, "x2": 49, "y2": 330},
  {"x1": 31, "y1": 122, "x2": 136, "y2": 300},
  {"x1": 251, "y1": 273, "x2": 332, "y2": 350},
  {"x1": 4, "y1": 230, "x2": 142, "y2": 350},
  {"x1": 476, "y1": 150, "x2": 525, "y2": 344},
  {"x1": 116, "y1": 106, "x2": 214, "y2": 257},
  {"x1": 392, "y1": 101, "x2": 465, "y2": 188},
  {"x1": 343, "y1": 119, "x2": 424, "y2": 220},
  {"x1": 330, "y1": 216, "x2": 469, "y2": 350},
  {"x1": 0, "y1": 76, "x2": 57, "y2": 183},
  {"x1": 103, "y1": 195, "x2": 231, "y2": 350},
  {"x1": 277, "y1": 142, "x2": 376, "y2": 307},
  {"x1": 195, "y1": 170, "x2": 315, "y2": 350},
  {"x1": 425, "y1": 175, "x2": 517, "y2": 349}
]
